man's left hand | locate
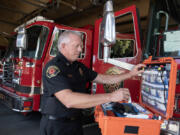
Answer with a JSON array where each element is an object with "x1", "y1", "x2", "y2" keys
[{"x1": 129, "y1": 64, "x2": 146, "y2": 77}]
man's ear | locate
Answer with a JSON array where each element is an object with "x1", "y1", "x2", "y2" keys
[{"x1": 61, "y1": 43, "x2": 66, "y2": 49}]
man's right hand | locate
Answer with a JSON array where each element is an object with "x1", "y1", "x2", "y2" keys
[{"x1": 110, "y1": 88, "x2": 130, "y2": 102}]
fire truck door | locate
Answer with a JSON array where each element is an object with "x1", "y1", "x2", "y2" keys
[{"x1": 92, "y1": 5, "x2": 143, "y2": 102}]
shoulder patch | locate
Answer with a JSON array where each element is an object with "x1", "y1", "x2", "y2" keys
[{"x1": 46, "y1": 66, "x2": 60, "y2": 78}]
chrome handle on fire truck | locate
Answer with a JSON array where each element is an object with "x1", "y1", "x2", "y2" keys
[{"x1": 155, "y1": 11, "x2": 169, "y2": 35}]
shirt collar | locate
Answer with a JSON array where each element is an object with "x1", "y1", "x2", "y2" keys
[{"x1": 56, "y1": 52, "x2": 72, "y2": 66}]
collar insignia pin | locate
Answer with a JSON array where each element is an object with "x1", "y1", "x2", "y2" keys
[
  {"x1": 67, "y1": 74, "x2": 73, "y2": 78},
  {"x1": 79, "y1": 68, "x2": 83, "y2": 76}
]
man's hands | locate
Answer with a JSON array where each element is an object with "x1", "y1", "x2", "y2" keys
[
  {"x1": 109, "y1": 64, "x2": 145, "y2": 102},
  {"x1": 129, "y1": 64, "x2": 146, "y2": 77},
  {"x1": 110, "y1": 88, "x2": 130, "y2": 102}
]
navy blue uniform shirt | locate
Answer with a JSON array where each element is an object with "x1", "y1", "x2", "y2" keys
[{"x1": 41, "y1": 52, "x2": 97, "y2": 118}]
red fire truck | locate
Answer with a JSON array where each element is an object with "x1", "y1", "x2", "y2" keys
[{"x1": 0, "y1": 0, "x2": 180, "y2": 134}]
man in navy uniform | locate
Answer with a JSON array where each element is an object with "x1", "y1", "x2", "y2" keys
[{"x1": 40, "y1": 31, "x2": 145, "y2": 135}]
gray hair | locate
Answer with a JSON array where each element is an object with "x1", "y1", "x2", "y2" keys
[{"x1": 57, "y1": 30, "x2": 82, "y2": 49}]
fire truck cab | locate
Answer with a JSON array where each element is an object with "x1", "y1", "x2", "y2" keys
[
  {"x1": 0, "y1": 1, "x2": 143, "y2": 113},
  {"x1": 0, "y1": 17, "x2": 94, "y2": 112}
]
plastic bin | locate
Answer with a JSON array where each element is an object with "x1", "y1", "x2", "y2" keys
[
  {"x1": 95, "y1": 106, "x2": 162, "y2": 135},
  {"x1": 95, "y1": 57, "x2": 177, "y2": 135}
]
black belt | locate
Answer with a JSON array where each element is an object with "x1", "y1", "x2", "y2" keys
[{"x1": 44, "y1": 115, "x2": 81, "y2": 121}]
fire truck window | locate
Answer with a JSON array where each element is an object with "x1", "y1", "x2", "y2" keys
[
  {"x1": 99, "y1": 12, "x2": 136, "y2": 59},
  {"x1": 156, "y1": 31, "x2": 180, "y2": 58},
  {"x1": 23, "y1": 25, "x2": 49, "y2": 59},
  {"x1": 50, "y1": 28, "x2": 86, "y2": 59},
  {"x1": 79, "y1": 33, "x2": 86, "y2": 59},
  {"x1": 35, "y1": 27, "x2": 49, "y2": 59},
  {"x1": 50, "y1": 28, "x2": 63, "y2": 56},
  {"x1": 110, "y1": 39, "x2": 134, "y2": 58}
]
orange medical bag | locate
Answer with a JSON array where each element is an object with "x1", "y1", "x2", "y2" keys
[{"x1": 95, "y1": 57, "x2": 177, "y2": 135}]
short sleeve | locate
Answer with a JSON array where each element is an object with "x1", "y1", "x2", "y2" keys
[{"x1": 79, "y1": 63, "x2": 98, "y2": 82}]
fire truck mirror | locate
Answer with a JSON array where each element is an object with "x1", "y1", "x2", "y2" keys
[
  {"x1": 100, "y1": 0, "x2": 116, "y2": 46},
  {"x1": 100, "y1": 0, "x2": 116, "y2": 62},
  {"x1": 16, "y1": 26, "x2": 27, "y2": 50}
]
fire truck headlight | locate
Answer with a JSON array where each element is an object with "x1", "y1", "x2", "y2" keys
[
  {"x1": 168, "y1": 123, "x2": 179, "y2": 133},
  {"x1": 12, "y1": 77, "x2": 20, "y2": 84},
  {"x1": 161, "y1": 120, "x2": 180, "y2": 134},
  {"x1": 0, "y1": 73, "x2": 3, "y2": 79}
]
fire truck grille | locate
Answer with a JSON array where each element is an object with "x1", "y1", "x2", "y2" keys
[{"x1": 3, "y1": 60, "x2": 14, "y2": 87}]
